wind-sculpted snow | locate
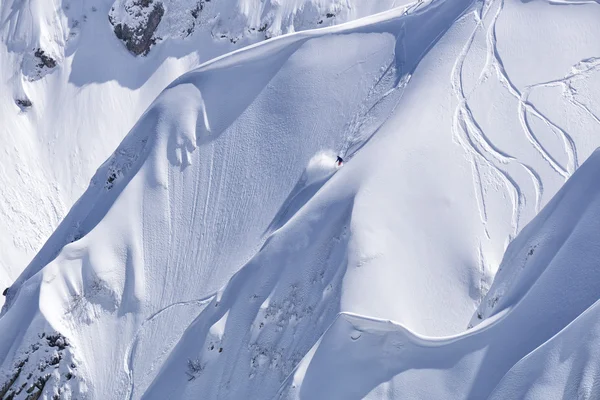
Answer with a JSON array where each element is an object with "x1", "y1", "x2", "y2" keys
[
  {"x1": 2, "y1": 0, "x2": 600, "y2": 398},
  {"x1": 1, "y1": 2, "x2": 427, "y2": 396},
  {"x1": 0, "y1": 0, "x2": 404, "y2": 309},
  {"x1": 0, "y1": 0, "x2": 477, "y2": 396},
  {"x1": 282, "y1": 148, "x2": 600, "y2": 398},
  {"x1": 488, "y1": 298, "x2": 600, "y2": 400}
]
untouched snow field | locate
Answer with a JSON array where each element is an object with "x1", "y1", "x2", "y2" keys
[{"x1": 2, "y1": 0, "x2": 600, "y2": 398}]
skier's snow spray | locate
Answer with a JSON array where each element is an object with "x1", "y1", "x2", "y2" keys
[{"x1": 301, "y1": 151, "x2": 338, "y2": 186}]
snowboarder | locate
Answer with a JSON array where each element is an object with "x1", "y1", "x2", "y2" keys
[{"x1": 336, "y1": 156, "x2": 344, "y2": 167}]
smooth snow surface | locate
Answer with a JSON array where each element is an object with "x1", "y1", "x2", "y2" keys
[
  {"x1": 2, "y1": 0, "x2": 600, "y2": 399},
  {"x1": 282, "y1": 149, "x2": 600, "y2": 399}
]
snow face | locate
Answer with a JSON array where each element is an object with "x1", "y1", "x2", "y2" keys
[
  {"x1": 2, "y1": 0, "x2": 600, "y2": 399},
  {"x1": 0, "y1": 0, "x2": 405, "y2": 309},
  {"x1": 488, "y1": 297, "x2": 600, "y2": 400},
  {"x1": 282, "y1": 147, "x2": 600, "y2": 399}
]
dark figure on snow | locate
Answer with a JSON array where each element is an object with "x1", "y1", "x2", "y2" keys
[{"x1": 336, "y1": 156, "x2": 344, "y2": 167}]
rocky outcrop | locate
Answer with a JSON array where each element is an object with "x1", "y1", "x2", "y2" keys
[
  {"x1": 0, "y1": 332, "x2": 85, "y2": 399},
  {"x1": 109, "y1": 0, "x2": 165, "y2": 56},
  {"x1": 21, "y1": 48, "x2": 59, "y2": 81},
  {"x1": 33, "y1": 49, "x2": 57, "y2": 69},
  {"x1": 107, "y1": 0, "x2": 363, "y2": 57},
  {"x1": 15, "y1": 98, "x2": 32, "y2": 109}
]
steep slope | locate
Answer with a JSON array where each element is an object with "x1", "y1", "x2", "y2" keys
[
  {"x1": 2, "y1": 0, "x2": 600, "y2": 399},
  {"x1": 276, "y1": 1, "x2": 600, "y2": 398},
  {"x1": 0, "y1": 0, "x2": 402, "y2": 308},
  {"x1": 488, "y1": 298, "x2": 600, "y2": 400},
  {"x1": 0, "y1": 1, "x2": 479, "y2": 397},
  {"x1": 280, "y1": 147, "x2": 600, "y2": 399},
  {"x1": 0, "y1": 3, "x2": 436, "y2": 397}
]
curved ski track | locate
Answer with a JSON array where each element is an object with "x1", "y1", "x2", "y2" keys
[
  {"x1": 452, "y1": 0, "x2": 599, "y2": 243},
  {"x1": 448, "y1": 0, "x2": 600, "y2": 306},
  {"x1": 123, "y1": 295, "x2": 216, "y2": 400}
]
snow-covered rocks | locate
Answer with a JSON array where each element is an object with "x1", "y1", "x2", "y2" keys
[
  {"x1": 107, "y1": 0, "x2": 400, "y2": 55},
  {"x1": 0, "y1": 0, "x2": 402, "y2": 312},
  {"x1": 23, "y1": 48, "x2": 59, "y2": 81},
  {"x1": 0, "y1": 332, "x2": 85, "y2": 400},
  {"x1": 109, "y1": 0, "x2": 166, "y2": 56}
]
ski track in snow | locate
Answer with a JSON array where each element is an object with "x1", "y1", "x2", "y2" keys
[
  {"x1": 338, "y1": 0, "x2": 448, "y2": 162},
  {"x1": 338, "y1": 62, "x2": 410, "y2": 161},
  {"x1": 124, "y1": 295, "x2": 215, "y2": 400},
  {"x1": 452, "y1": 0, "x2": 600, "y2": 243},
  {"x1": 336, "y1": 0, "x2": 449, "y2": 161},
  {"x1": 448, "y1": 0, "x2": 600, "y2": 303},
  {"x1": 337, "y1": 50, "x2": 406, "y2": 160},
  {"x1": 528, "y1": 57, "x2": 600, "y2": 131},
  {"x1": 451, "y1": 0, "x2": 523, "y2": 242},
  {"x1": 487, "y1": 0, "x2": 577, "y2": 180}
]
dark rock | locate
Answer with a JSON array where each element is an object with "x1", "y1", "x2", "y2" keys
[
  {"x1": 112, "y1": 1, "x2": 165, "y2": 56},
  {"x1": 190, "y1": 3, "x2": 201, "y2": 19},
  {"x1": 49, "y1": 353, "x2": 61, "y2": 366},
  {"x1": 34, "y1": 49, "x2": 57, "y2": 69},
  {"x1": 46, "y1": 333, "x2": 69, "y2": 350},
  {"x1": 0, "y1": 365, "x2": 22, "y2": 398},
  {"x1": 2, "y1": 287, "x2": 7, "y2": 296},
  {"x1": 16, "y1": 99, "x2": 32, "y2": 108}
]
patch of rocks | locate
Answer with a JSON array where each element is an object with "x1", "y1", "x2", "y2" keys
[
  {"x1": 108, "y1": 0, "x2": 165, "y2": 56},
  {"x1": 0, "y1": 332, "x2": 86, "y2": 399}
]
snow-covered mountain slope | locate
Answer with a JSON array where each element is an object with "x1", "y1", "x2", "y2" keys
[
  {"x1": 1, "y1": 3, "x2": 440, "y2": 396},
  {"x1": 0, "y1": 0, "x2": 403, "y2": 308},
  {"x1": 487, "y1": 297, "x2": 600, "y2": 400},
  {"x1": 281, "y1": 147, "x2": 600, "y2": 399},
  {"x1": 2, "y1": 0, "x2": 600, "y2": 398}
]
